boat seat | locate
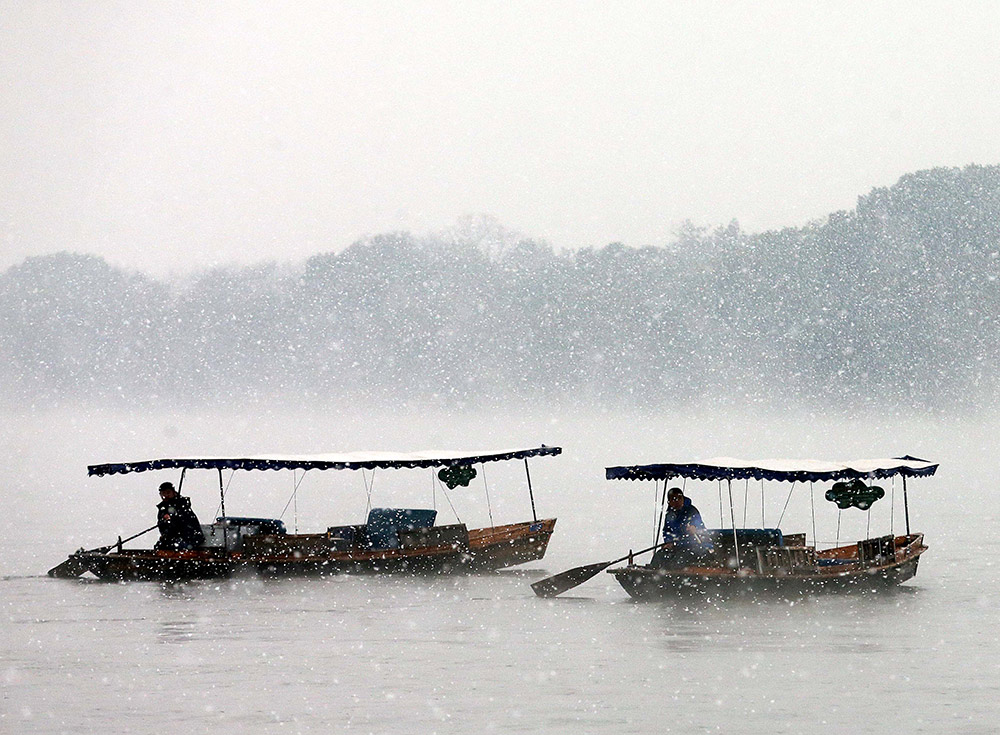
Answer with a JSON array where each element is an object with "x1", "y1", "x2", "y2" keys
[
  {"x1": 857, "y1": 534, "x2": 896, "y2": 566},
  {"x1": 217, "y1": 516, "x2": 286, "y2": 535},
  {"x1": 699, "y1": 528, "x2": 784, "y2": 569},
  {"x1": 364, "y1": 508, "x2": 437, "y2": 549},
  {"x1": 327, "y1": 524, "x2": 367, "y2": 550},
  {"x1": 706, "y1": 528, "x2": 784, "y2": 548}
]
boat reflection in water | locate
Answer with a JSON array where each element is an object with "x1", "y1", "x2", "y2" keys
[{"x1": 49, "y1": 446, "x2": 560, "y2": 582}]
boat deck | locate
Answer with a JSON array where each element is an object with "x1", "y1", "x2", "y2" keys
[{"x1": 609, "y1": 533, "x2": 926, "y2": 598}]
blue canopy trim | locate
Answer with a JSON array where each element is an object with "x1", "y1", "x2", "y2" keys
[
  {"x1": 88, "y1": 446, "x2": 561, "y2": 477},
  {"x1": 606, "y1": 457, "x2": 938, "y2": 483}
]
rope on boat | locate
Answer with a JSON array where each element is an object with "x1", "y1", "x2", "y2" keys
[
  {"x1": 278, "y1": 469, "x2": 308, "y2": 528},
  {"x1": 776, "y1": 481, "x2": 796, "y2": 527},
  {"x1": 212, "y1": 469, "x2": 238, "y2": 518},
  {"x1": 481, "y1": 463, "x2": 495, "y2": 530},
  {"x1": 435, "y1": 475, "x2": 462, "y2": 524},
  {"x1": 726, "y1": 479, "x2": 740, "y2": 568},
  {"x1": 362, "y1": 469, "x2": 376, "y2": 516}
]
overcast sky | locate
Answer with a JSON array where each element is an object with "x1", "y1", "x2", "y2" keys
[{"x1": 2, "y1": 1, "x2": 999, "y2": 274}]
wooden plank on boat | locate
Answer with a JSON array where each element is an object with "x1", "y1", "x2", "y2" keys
[
  {"x1": 398, "y1": 523, "x2": 470, "y2": 551},
  {"x1": 756, "y1": 546, "x2": 817, "y2": 575},
  {"x1": 242, "y1": 533, "x2": 332, "y2": 556},
  {"x1": 857, "y1": 535, "x2": 896, "y2": 567}
]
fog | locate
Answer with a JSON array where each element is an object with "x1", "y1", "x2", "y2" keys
[
  {"x1": 4, "y1": 406, "x2": 999, "y2": 733},
  {"x1": 4, "y1": 3, "x2": 1000, "y2": 732},
  {"x1": 3, "y1": 2, "x2": 1000, "y2": 273},
  {"x1": 3, "y1": 163, "x2": 999, "y2": 416},
  {"x1": 4, "y1": 404, "x2": 998, "y2": 577}
]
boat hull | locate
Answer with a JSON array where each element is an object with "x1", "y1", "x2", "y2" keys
[
  {"x1": 63, "y1": 518, "x2": 557, "y2": 582},
  {"x1": 610, "y1": 534, "x2": 925, "y2": 601}
]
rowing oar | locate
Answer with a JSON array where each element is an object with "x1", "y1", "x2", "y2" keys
[
  {"x1": 47, "y1": 524, "x2": 158, "y2": 579},
  {"x1": 531, "y1": 542, "x2": 666, "y2": 598}
]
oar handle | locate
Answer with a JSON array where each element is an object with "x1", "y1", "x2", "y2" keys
[
  {"x1": 608, "y1": 541, "x2": 667, "y2": 567},
  {"x1": 84, "y1": 524, "x2": 158, "y2": 553}
]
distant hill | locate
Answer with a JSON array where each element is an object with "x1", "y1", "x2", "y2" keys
[{"x1": 1, "y1": 164, "x2": 997, "y2": 412}]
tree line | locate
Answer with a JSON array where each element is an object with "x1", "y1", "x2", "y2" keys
[{"x1": 2, "y1": 164, "x2": 998, "y2": 412}]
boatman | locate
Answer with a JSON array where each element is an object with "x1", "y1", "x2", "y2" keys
[
  {"x1": 655, "y1": 487, "x2": 713, "y2": 568},
  {"x1": 154, "y1": 482, "x2": 205, "y2": 551}
]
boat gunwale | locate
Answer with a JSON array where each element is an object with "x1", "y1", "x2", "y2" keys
[{"x1": 609, "y1": 533, "x2": 926, "y2": 583}]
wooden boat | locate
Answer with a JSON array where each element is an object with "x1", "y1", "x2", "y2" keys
[
  {"x1": 49, "y1": 446, "x2": 560, "y2": 582},
  {"x1": 604, "y1": 456, "x2": 936, "y2": 600}
]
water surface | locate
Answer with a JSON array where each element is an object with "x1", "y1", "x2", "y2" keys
[{"x1": 3, "y1": 408, "x2": 998, "y2": 733}]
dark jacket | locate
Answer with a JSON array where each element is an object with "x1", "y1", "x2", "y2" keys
[
  {"x1": 155, "y1": 494, "x2": 205, "y2": 550},
  {"x1": 662, "y1": 497, "x2": 713, "y2": 554}
]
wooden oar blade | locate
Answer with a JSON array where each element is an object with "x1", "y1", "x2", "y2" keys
[
  {"x1": 531, "y1": 560, "x2": 612, "y2": 598},
  {"x1": 47, "y1": 555, "x2": 89, "y2": 579}
]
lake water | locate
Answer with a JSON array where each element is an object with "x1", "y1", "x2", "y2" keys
[{"x1": 3, "y1": 407, "x2": 998, "y2": 734}]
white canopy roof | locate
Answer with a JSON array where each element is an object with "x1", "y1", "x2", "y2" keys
[
  {"x1": 606, "y1": 456, "x2": 938, "y2": 482},
  {"x1": 88, "y1": 446, "x2": 562, "y2": 477}
]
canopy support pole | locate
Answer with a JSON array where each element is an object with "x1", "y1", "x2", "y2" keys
[
  {"x1": 727, "y1": 479, "x2": 740, "y2": 569},
  {"x1": 218, "y1": 468, "x2": 228, "y2": 551},
  {"x1": 903, "y1": 475, "x2": 911, "y2": 535},
  {"x1": 742, "y1": 479, "x2": 749, "y2": 528},
  {"x1": 651, "y1": 479, "x2": 659, "y2": 544},
  {"x1": 524, "y1": 459, "x2": 537, "y2": 522},
  {"x1": 810, "y1": 482, "x2": 817, "y2": 549},
  {"x1": 218, "y1": 468, "x2": 226, "y2": 518},
  {"x1": 890, "y1": 477, "x2": 895, "y2": 535},
  {"x1": 178, "y1": 467, "x2": 187, "y2": 494},
  {"x1": 655, "y1": 480, "x2": 668, "y2": 544}
]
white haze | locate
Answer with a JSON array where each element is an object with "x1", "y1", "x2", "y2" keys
[
  {"x1": 3, "y1": 407, "x2": 999, "y2": 733},
  {"x1": 3, "y1": 1, "x2": 1000, "y2": 273},
  {"x1": 4, "y1": 2, "x2": 1000, "y2": 731},
  {"x1": 4, "y1": 406, "x2": 998, "y2": 575}
]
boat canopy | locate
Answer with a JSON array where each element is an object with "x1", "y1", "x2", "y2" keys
[
  {"x1": 89, "y1": 446, "x2": 561, "y2": 477},
  {"x1": 606, "y1": 456, "x2": 937, "y2": 483}
]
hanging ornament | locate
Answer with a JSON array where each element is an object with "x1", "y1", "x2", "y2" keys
[
  {"x1": 825, "y1": 479, "x2": 885, "y2": 510},
  {"x1": 438, "y1": 465, "x2": 477, "y2": 489}
]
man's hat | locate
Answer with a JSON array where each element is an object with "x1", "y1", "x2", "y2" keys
[{"x1": 158, "y1": 482, "x2": 175, "y2": 493}]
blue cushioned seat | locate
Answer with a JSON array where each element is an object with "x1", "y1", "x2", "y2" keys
[
  {"x1": 706, "y1": 528, "x2": 784, "y2": 547},
  {"x1": 365, "y1": 508, "x2": 437, "y2": 549}
]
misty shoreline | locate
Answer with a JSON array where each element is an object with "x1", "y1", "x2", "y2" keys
[{"x1": 2, "y1": 165, "x2": 998, "y2": 414}]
